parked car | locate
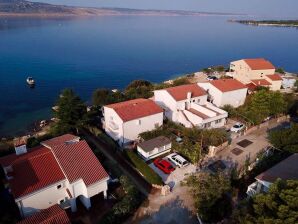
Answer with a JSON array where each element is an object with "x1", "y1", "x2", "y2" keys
[
  {"x1": 153, "y1": 158, "x2": 175, "y2": 174},
  {"x1": 168, "y1": 153, "x2": 189, "y2": 168},
  {"x1": 230, "y1": 122, "x2": 245, "y2": 133},
  {"x1": 206, "y1": 75, "x2": 218, "y2": 81}
]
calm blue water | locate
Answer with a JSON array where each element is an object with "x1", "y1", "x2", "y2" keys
[{"x1": 0, "y1": 16, "x2": 298, "y2": 136}]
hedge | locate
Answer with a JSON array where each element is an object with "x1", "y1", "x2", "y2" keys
[{"x1": 125, "y1": 150, "x2": 163, "y2": 185}]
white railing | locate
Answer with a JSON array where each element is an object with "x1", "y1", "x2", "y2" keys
[{"x1": 246, "y1": 181, "x2": 258, "y2": 197}]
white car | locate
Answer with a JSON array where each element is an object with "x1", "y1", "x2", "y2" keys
[
  {"x1": 206, "y1": 75, "x2": 218, "y2": 81},
  {"x1": 168, "y1": 153, "x2": 189, "y2": 168},
  {"x1": 230, "y1": 122, "x2": 245, "y2": 133}
]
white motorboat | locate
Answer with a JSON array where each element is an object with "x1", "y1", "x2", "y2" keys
[{"x1": 26, "y1": 77, "x2": 35, "y2": 85}]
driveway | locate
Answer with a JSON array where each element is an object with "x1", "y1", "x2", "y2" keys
[
  {"x1": 149, "y1": 160, "x2": 196, "y2": 189},
  {"x1": 213, "y1": 121, "x2": 289, "y2": 170},
  {"x1": 127, "y1": 183, "x2": 197, "y2": 224}
]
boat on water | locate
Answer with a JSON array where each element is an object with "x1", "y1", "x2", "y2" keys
[{"x1": 26, "y1": 77, "x2": 35, "y2": 85}]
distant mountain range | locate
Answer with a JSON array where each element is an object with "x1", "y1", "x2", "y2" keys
[{"x1": 0, "y1": 0, "x2": 242, "y2": 17}]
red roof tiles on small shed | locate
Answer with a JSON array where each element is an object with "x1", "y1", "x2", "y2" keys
[
  {"x1": 105, "y1": 98, "x2": 163, "y2": 122},
  {"x1": 266, "y1": 74, "x2": 283, "y2": 81},
  {"x1": 17, "y1": 204, "x2": 70, "y2": 224},
  {"x1": 50, "y1": 140, "x2": 109, "y2": 186},
  {"x1": 164, "y1": 84, "x2": 206, "y2": 101},
  {"x1": 210, "y1": 79, "x2": 247, "y2": 92},
  {"x1": 244, "y1": 58, "x2": 275, "y2": 70}
]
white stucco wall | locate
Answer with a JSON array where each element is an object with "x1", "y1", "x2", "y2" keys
[
  {"x1": 198, "y1": 82, "x2": 247, "y2": 108},
  {"x1": 103, "y1": 107, "x2": 124, "y2": 142},
  {"x1": 137, "y1": 143, "x2": 171, "y2": 161},
  {"x1": 122, "y1": 112, "x2": 163, "y2": 145},
  {"x1": 87, "y1": 178, "x2": 109, "y2": 198},
  {"x1": 17, "y1": 180, "x2": 68, "y2": 217}
]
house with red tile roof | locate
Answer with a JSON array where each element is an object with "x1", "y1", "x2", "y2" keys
[
  {"x1": 103, "y1": 98, "x2": 163, "y2": 146},
  {"x1": 17, "y1": 204, "x2": 70, "y2": 224},
  {"x1": 198, "y1": 79, "x2": 248, "y2": 108},
  {"x1": 229, "y1": 58, "x2": 282, "y2": 90},
  {"x1": 154, "y1": 84, "x2": 228, "y2": 129},
  {"x1": 0, "y1": 134, "x2": 109, "y2": 218}
]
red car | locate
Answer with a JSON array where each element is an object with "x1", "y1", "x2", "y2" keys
[{"x1": 154, "y1": 158, "x2": 175, "y2": 174}]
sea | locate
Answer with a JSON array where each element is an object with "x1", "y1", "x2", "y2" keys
[{"x1": 0, "y1": 15, "x2": 298, "y2": 137}]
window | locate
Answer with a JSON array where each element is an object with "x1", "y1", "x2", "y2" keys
[
  {"x1": 204, "y1": 123, "x2": 211, "y2": 128},
  {"x1": 192, "y1": 99, "x2": 195, "y2": 103},
  {"x1": 57, "y1": 184, "x2": 62, "y2": 189},
  {"x1": 215, "y1": 119, "x2": 221, "y2": 124}
]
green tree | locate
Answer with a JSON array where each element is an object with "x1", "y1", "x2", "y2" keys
[
  {"x1": 124, "y1": 80, "x2": 153, "y2": 99},
  {"x1": 52, "y1": 89, "x2": 87, "y2": 134},
  {"x1": 172, "y1": 77, "x2": 190, "y2": 86},
  {"x1": 248, "y1": 89, "x2": 270, "y2": 123},
  {"x1": 269, "y1": 123, "x2": 298, "y2": 153},
  {"x1": 92, "y1": 88, "x2": 110, "y2": 106},
  {"x1": 276, "y1": 67, "x2": 286, "y2": 74},
  {"x1": 295, "y1": 80, "x2": 298, "y2": 92},
  {"x1": 184, "y1": 172, "x2": 232, "y2": 223},
  {"x1": 232, "y1": 179, "x2": 298, "y2": 224},
  {"x1": 268, "y1": 91, "x2": 286, "y2": 116}
]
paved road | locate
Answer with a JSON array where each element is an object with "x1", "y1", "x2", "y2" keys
[
  {"x1": 81, "y1": 129, "x2": 152, "y2": 196},
  {"x1": 213, "y1": 120, "x2": 289, "y2": 171}
]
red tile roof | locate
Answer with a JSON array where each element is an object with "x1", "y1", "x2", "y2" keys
[
  {"x1": 0, "y1": 146, "x2": 66, "y2": 199},
  {"x1": 17, "y1": 204, "x2": 70, "y2": 224},
  {"x1": 164, "y1": 84, "x2": 206, "y2": 101},
  {"x1": 105, "y1": 98, "x2": 163, "y2": 122},
  {"x1": 210, "y1": 79, "x2": 247, "y2": 92},
  {"x1": 266, "y1": 74, "x2": 283, "y2": 81},
  {"x1": 245, "y1": 83, "x2": 257, "y2": 91},
  {"x1": 42, "y1": 134, "x2": 79, "y2": 148},
  {"x1": 251, "y1": 79, "x2": 272, "y2": 86},
  {"x1": 244, "y1": 58, "x2": 275, "y2": 70},
  {"x1": 50, "y1": 140, "x2": 108, "y2": 186}
]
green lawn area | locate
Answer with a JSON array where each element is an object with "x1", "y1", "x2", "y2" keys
[{"x1": 124, "y1": 150, "x2": 163, "y2": 185}]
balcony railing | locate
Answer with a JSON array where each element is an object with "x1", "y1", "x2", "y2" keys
[{"x1": 246, "y1": 181, "x2": 258, "y2": 197}]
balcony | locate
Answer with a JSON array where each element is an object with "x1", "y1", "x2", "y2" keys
[
  {"x1": 246, "y1": 181, "x2": 258, "y2": 197},
  {"x1": 108, "y1": 121, "x2": 119, "y2": 130}
]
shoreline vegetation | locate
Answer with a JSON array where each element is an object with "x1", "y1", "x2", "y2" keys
[
  {"x1": 0, "y1": 0, "x2": 244, "y2": 17},
  {"x1": 230, "y1": 19, "x2": 298, "y2": 27}
]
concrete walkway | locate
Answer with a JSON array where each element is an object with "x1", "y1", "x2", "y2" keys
[
  {"x1": 127, "y1": 183, "x2": 197, "y2": 224},
  {"x1": 81, "y1": 129, "x2": 152, "y2": 196}
]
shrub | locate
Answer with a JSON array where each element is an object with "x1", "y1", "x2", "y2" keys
[
  {"x1": 125, "y1": 150, "x2": 163, "y2": 185},
  {"x1": 100, "y1": 176, "x2": 144, "y2": 224}
]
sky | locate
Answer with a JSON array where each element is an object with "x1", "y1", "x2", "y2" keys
[{"x1": 31, "y1": 0, "x2": 298, "y2": 17}]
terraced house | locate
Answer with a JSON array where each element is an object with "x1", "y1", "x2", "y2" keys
[
  {"x1": 154, "y1": 84, "x2": 228, "y2": 128},
  {"x1": 0, "y1": 134, "x2": 109, "y2": 218}
]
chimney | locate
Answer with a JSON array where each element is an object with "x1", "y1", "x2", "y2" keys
[
  {"x1": 14, "y1": 138, "x2": 27, "y2": 156},
  {"x1": 187, "y1": 92, "x2": 192, "y2": 100}
]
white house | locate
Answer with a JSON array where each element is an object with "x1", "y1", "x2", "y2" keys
[
  {"x1": 0, "y1": 134, "x2": 109, "y2": 218},
  {"x1": 154, "y1": 84, "x2": 228, "y2": 129},
  {"x1": 229, "y1": 58, "x2": 282, "y2": 91},
  {"x1": 103, "y1": 98, "x2": 164, "y2": 146},
  {"x1": 246, "y1": 153, "x2": 298, "y2": 197},
  {"x1": 282, "y1": 76, "x2": 297, "y2": 89},
  {"x1": 137, "y1": 136, "x2": 172, "y2": 161},
  {"x1": 198, "y1": 79, "x2": 248, "y2": 108}
]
